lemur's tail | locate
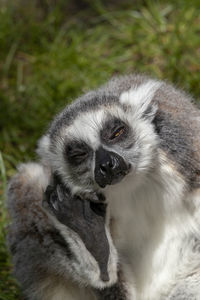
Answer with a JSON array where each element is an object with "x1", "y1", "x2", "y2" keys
[{"x1": 7, "y1": 163, "x2": 50, "y2": 222}]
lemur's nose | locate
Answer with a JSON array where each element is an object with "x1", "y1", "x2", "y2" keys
[
  {"x1": 96, "y1": 147, "x2": 117, "y2": 177},
  {"x1": 95, "y1": 147, "x2": 129, "y2": 188},
  {"x1": 99, "y1": 156, "x2": 115, "y2": 176}
]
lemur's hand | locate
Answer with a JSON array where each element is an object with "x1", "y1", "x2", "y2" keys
[
  {"x1": 43, "y1": 183, "x2": 110, "y2": 282},
  {"x1": 44, "y1": 184, "x2": 107, "y2": 224}
]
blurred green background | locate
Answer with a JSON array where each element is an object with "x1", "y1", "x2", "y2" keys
[{"x1": 0, "y1": 0, "x2": 199, "y2": 299}]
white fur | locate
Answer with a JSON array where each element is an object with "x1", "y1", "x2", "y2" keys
[
  {"x1": 105, "y1": 150, "x2": 200, "y2": 300},
  {"x1": 119, "y1": 80, "x2": 161, "y2": 116},
  {"x1": 64, "y1": 109, "x2": 105, "y2": 150}
]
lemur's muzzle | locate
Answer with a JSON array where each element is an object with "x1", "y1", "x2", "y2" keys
[{"x1": 95, "y1": 147, "x2": 130, "y2": 188}]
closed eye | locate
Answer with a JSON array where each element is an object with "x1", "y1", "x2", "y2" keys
[
  {"x1": 65, "y1": 141, "x2": 91, "y2": 166},
  {"x1": 70, "y1": 151, "x2": 88, "y2": 161}
]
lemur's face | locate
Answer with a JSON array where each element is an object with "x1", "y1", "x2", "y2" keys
[
  {"x1": 64, "y1": 112, "x2": 133, "y2": 189},
  {"x1": 39, "y1": 79, "x2": 161, "y2": 193}
]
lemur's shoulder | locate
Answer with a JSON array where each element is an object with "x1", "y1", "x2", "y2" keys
[{"x1": 153, "y1": 82, "x2": 200, "y2": 189}]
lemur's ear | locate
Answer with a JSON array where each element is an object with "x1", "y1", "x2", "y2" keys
[
  {"x1": 142, "y1": 102, "x2": 158, "y2": 122},
  {"x1": 119, "y1": 80, "x2": 161, "y2": 121}
]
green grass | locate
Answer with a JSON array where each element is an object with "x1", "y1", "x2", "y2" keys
[
  {"x1": 0, "y1": 0, "x2": 200, "y2": 298},
  {"x1": 0, "y1": 153, "x2": 21, "y2": 300}
]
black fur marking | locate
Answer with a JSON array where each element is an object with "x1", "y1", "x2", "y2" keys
[
  {"x1": 101, "y1": 117, "x2": 130, "y2": 145},
  {"x1": 65, "y1": 140, "x2": 92, "y2": 166},
  {"x1": 153, "y1": 110, "x2": 200, "y2": 189}
]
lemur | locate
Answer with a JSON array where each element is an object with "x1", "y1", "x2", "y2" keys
[{"x1": 7, "y1": 74, "x2": 200, "y2": 299}]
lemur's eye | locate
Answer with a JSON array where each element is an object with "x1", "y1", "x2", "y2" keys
[
  {"x1": 101, "y1": 118, "x2": 129, "y2": 144},
  {"x1": 70, "y1": 151, "x2": 88, "y2": 161},
  {"x1": 65, "y1": 141, "x2": 91, "y2": 166},
  {"x1": 109, "y1": 126, "x2": 125, "y2": 140}
]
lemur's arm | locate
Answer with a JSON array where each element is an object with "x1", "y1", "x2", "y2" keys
[
  {"x1": 7, "y1": 163, "x2": 130, "y2": 299},
  {"x1": 43, "y1": 181, "x2": 111, "y2": 283},
  {"x1": 43, "y1": 180, "x2": 129, "y2": 299}
]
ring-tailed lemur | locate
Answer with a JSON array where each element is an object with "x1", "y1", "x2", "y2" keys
[{"x1": 7, "y1": 74, "x2": 200, "y2": 300}]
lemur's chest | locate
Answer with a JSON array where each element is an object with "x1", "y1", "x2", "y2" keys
[{"x1": 106, "y1": 177, "x2": 194, "y2": 299}]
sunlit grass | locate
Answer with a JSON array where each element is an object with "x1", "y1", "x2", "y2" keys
[{"x1": 0, "y1": 153, "x2": 21, "y2": 299}]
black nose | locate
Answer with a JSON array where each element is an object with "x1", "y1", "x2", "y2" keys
[
  {"x1": 99, "y1": 154, "x2": 115, "y2": 177},
  {"x1": 95, "y1": 147, "x2": 130, "y2": 188}
]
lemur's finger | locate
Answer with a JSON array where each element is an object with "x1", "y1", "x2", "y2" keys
[
  {"x1": 56, "y1": 184, "x2": 65, "y2": 202},
  {"x1": 43, "y1": 186, "x2": 58, "y2": 214},
  {"x1": 56, "y1": 184, "x2": 72, "y2": 210},
  {"x1": 49, "y1": 189, "x2": 59, "y2": 211},
  {"x1": 88, "y1": 193, "x2": 99, "y2": 203}
]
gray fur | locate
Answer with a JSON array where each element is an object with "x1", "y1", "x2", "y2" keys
[
  {"x1": 153, "y1": 109, "x2": 200, "y2": 188},
  {"x1": 153, "y1": 83, "x2": 200, "y2": 189}
]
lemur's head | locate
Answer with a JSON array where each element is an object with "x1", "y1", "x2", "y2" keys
[{"x1": 38, "y1": 75, "x2": 161, "y2": 194}]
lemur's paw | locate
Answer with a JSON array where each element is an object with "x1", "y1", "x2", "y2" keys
[
  {"x1": 43, "y1": 182, "x2": 118, "y2": 288},
  {"x1": 43, "y1": 183, "x2": 110, "y2": 280},
  {"x1": 43, "y1": 184, "x2": 107, "y2": 224},
  {"x1": 43, "y1": 183, "x2": 73, "y2": 223}
]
